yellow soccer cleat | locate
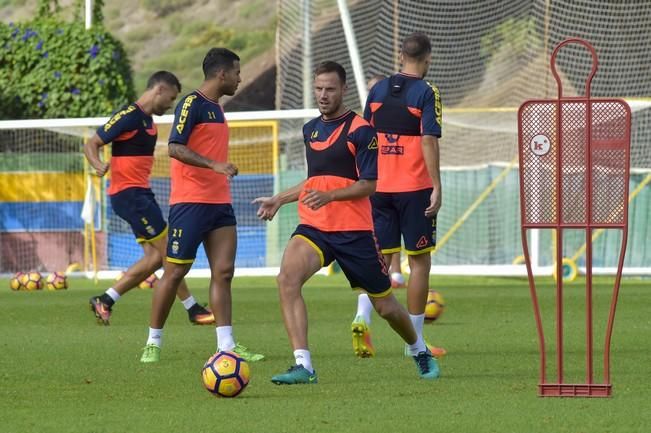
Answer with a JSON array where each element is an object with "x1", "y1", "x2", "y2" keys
[{"x1": 351, "y1": 316, "x2": 375, "y2": 358}]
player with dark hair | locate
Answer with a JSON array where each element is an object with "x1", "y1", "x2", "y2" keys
[
  {"x1": 84, "y1": 70, "x2": 214, "y2": 326},
  {"x1": 140, "y1": 48, "x2": 263, "y2": 363},
  {"x1": 254, "y1": 60, "x2": 439, "y2": 384},
  {"x1": 352, "y1": 32, "x2": 447, "y2": 359}
]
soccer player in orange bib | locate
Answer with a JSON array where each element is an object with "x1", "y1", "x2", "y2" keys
[
  {"x1": 254, "y1": 61, "x2": 439, "y2": 384},
  {"x1": 84, "y1": 71, "x2": 213, "y2": 326},
  {"x1": 139, "y1": 49, "x2": 263, "y2": 363},
  {"x1": 352, "y1": 32, "x2": 447, "y2": 359},
  {"x1": 366, "y1": 74, "x2": 406, "y2": 289}
]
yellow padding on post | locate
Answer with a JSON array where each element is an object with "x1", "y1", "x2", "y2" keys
[{"x1": 0, "y1": 172, "x2": 85, "y2": 202}]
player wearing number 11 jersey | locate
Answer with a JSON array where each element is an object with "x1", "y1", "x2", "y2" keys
[{"x1": 140, "y1": 49, "x2": 263, "y2": 364}]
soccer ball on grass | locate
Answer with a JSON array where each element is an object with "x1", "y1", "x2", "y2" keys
[
  {"x1": 9, "y1": 272, "x2": 25, "y2": 291},
  {"x1": 45, "y1": 272, "x2": 68, "y2": 290},
  {"x1": 201, "y1": 351, "x2": 250, "y2": 397},
  {"x1": 424, "y1": 290, "x2": 445, "y2": 322},
  {"x1": 138, "y1": 273, "x2": 158, "y2": 289},
  {"x1": 20, "y1": 272, "x2": 42, "y2": 291}
]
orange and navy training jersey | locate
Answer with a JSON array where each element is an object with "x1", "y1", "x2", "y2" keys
[
  {"x1": 299, "y1": 110, "x2": 378, "y2": 232},
  {"x1": 97, "y1": 103, "x2": 156, "y2": 195},
  {"x1": 167, "y1": 90, "x2": 230, "y2": 205},
  {"x1": 363, "y1": 72, "x2": 442, "y2": 193}
]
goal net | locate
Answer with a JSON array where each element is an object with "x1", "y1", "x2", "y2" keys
[{"x1": 276, "y1": 0, "x2": 651, "y2": 275}]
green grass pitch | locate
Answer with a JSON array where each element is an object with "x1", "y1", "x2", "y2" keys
[{"x1": 1, "y1": 275, "x2": 649, "y2": 433}]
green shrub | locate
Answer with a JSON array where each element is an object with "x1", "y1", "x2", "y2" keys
[{"x1": 0, "y1": 1, "x2": 135, "y2": 119}]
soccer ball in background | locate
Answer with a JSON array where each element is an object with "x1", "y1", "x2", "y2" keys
[
  {"x1": 424, "y1": 290, "x2": 445, "y2": 322},
  {"x1": 9, "y1": 272, "x2": 25, "y2": 291},
  {"x1": 45, "y1": 272, "x2": 68, "y2": 290},
  {"x1": 201, "y1": 351, "x2": 250, "y2": 398},
  {"x1": 138, "y1": 273, "x2": 158, "y2": 290},
  {"x1": 20, "y1": 272, "x2": 42, "y2": 291}
]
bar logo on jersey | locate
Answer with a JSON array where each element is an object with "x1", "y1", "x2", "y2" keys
[
  {"x1": 311, "y1": 130, "x2": 318, "y2": 139},
  {"x1": 176, "y1": 94, "x2": 197, "y2": 135},
  {"x1": 368, "y1": 137, "x2": 378, "y2": 150},
  {"x1": 381, "y1": 133, "x2": 403, "y2": 155},
  {"x1": 104, "y1": 105, "x2": 136, "y2": 132},
  {"x1": 381, "y1": 146, "x2": 404, "y2": 155}
]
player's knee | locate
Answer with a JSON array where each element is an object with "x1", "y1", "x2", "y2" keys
[
  {"x1": 276, "y1": 272, "x2": 301, "y2": 295},
  {"x1": 168, "y1": 270, "x2": 186, "y2": 285},
  {"x1": 213, "y1": 264, "x2": 234, "y2": 283},
  {"x1": 163, "y1": 263, "x2": 189, "y2": 283},
  {"x1": 276, "y1": 272, "x2": 290, "y2": 289}
]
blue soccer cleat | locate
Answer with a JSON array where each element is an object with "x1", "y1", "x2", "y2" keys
[
  {"x1": 413, "y1": 349, "x2": 440, "y2": 379},
  {"x1": 271, "y1": 365, "x2": 318, "y2": 385}
]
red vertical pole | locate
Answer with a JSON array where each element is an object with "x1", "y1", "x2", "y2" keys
[
  {"x1": 582, "y1": 43, "x2": 597, "y2": 386},
  {"x1": 555, "y1": 228, "x2": 564, "y2": 384},
  {"x1": 553, "y1": 60, "x2": 564, "y2": 386}
]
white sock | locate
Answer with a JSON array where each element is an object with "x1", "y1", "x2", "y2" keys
[
  {"x1": 181, "y1": 295, "x2": 196, "y2": 310},
  {"x1": 105, "y1": 288, "x2": 121, "y2": 302},
  {"x1": 146, "y1": 327, "x2": 163, "y2": 347},
  {"x1": 293, "y1": 349, "x2": 313, "y2": 373},
  {"x1": 408, "y1": 313, "x2": 427, "y2": 355},
  {"x1": 216, "y1": 326, "x2": 235, "y2": 352},
  {"x1": 355, "y1": 293, "x2": 373, "y2": 324},
  {"x1": 391, "y1": 272, "x2": 405, "y2": 285}
]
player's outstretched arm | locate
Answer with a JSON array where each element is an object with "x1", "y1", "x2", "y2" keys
[
  {"x1": 422, "y1": 135, "x2": 442, "y2": 217},
  {"x1": 302, "y1": 179, "x2": 376, "y2": 211},
  {"x1": 253, "y1": 180, "x2": 306, "y2": 221},
  {"x1": 83, "y1": 134, "x2": 110, "y2": 177},
  {"x1": 168, "y1": 142, "x2": 238, "y2": 179}
]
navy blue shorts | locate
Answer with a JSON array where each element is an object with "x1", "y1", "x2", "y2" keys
[
  {"x1": 292, "y1": 224, "x2": 391, "y2": 297},
  {"x1": 110, "y1": 187, "x2": 167, "y2": 243},
  {"x1": 166, "y1": 203, "x2": 236, "y2": 264},
  {"x1": 371, "y1": 188, "x2": 437, "y2": 255}
]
